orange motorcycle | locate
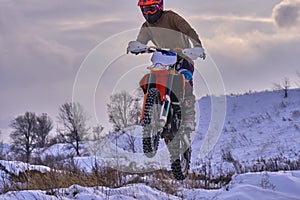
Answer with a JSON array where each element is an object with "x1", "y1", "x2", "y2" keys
[
  {"x1": 127, "y1": 41, "x2": 203, "y2": 180},
  {"x1": 137, "y1": 46, "x2": 191, "y2": 180}
]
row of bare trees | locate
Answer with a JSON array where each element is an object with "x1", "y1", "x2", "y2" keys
[
  {"x1": 7, "y1": 90, "x2": 142, "y2": 163},
  {"x1": 8, "y1": 102, "x2": 90, "y2": 163}
]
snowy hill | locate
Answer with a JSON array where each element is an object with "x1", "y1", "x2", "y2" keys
[
  {"x1": 192, "y1": 89, "x2": 300, "y2": 174},
  {"x1": 0, "y1": 88, "x2": 299, "y2": 199}
]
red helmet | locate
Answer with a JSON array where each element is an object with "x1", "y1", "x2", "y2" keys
[
  {"x1": 138, "y1": 0, "x2": 163, "y2": 15},
  {"x1": 138, "y1": 0, "x2": 164, "y2": 24},
  {"x1": 138, "y1": 0, "x2": 163, "y2": 7}
]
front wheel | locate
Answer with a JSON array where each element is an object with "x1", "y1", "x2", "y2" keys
[{"x1": 141, "y1": 88, "x2": 162, "y2": 158}]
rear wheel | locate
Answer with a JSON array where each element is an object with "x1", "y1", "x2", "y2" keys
[
  {"x1": 166, "y1": 106, "x2": 191, "y2": 180},
  {"x1": 171, "y1": 132, "x2": 191, "y2": 180},
  {"x1": 141, "y1": 88, "x2": 162, "y2": 158}
]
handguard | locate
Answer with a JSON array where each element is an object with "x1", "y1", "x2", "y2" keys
[
  {"x1": 182, "y1": 47, "x2": 206, "y2": 60},
  {"x1": 127, "y1": 41, "x2": 148, "y2": 54}
]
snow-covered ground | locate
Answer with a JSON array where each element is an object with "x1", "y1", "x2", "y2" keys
[
  {"x1": 0, "y1": 89, "x2": 299, "y2": 199},
  {"x1": 0, "y1": 171, "x2": 299, "y2": 200}
]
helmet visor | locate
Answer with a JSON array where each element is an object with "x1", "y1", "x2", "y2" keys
[{"x1": 140, "y1": 5, "x2": 161, "y2": 15}]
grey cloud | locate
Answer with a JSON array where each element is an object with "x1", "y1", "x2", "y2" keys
[
  {"x1": 273, "y1": 0, "x2": 300, "y2": 28},
  {"x1": 169, "y1": 0, "x2": 280, "y2": 18},
  {"x1": 212, "y1": 36, "x2": 300, "y2": 93}
]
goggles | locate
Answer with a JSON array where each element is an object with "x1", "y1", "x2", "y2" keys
[{"x1": 140, "y1": 4, "x2": 161, "y2": 15}]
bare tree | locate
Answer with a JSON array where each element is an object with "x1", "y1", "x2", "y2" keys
[
  {"x1": 92, "y1": 125, "x2": 104, "y2": 141},
  {"x1": 107, "y1": 91, "x2": 142, "y2": 153},
  {"x1": 87, "y1": 124, "x2": 105, "y2": 158},
  {"x1": 274, "y1": 77, "x2": 290, "y2": 98},
  {"x1": 107, "y1": 90, "x2": 141, "y2": 131},
  {"x1": 57, "y1": 102, "x2": 89, "y2": 156},
  {"x1": 10, "y1": 112, "x2": 38, "y2": 163},
  {"x1": 36, "y1": 113, "x2": 53, "y2": 148},
  {"x1": 128, "y1": 97, "x2": 142, "y2": 153}
]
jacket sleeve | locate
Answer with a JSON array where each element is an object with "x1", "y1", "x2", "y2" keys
[
  {"x1": 171, "y1": 12, "x2": 202, "y2": 47},
  {"x1": 136, "y1": 23, "x2": 151, "y2": 45}
]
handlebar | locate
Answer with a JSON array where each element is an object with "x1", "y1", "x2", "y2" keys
[
  {"x1": 127, "y1": 41, "x2": 182, "y2": 55},
  {"x1": 147, "y1": 46, "x2": 183, "y2": 54},
  {"x1": 127, "y1": 41, "x2": 205, "y2": 60}
]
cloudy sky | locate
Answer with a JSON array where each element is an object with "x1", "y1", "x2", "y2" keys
[{"x1": 1, "y1": 0, "x2": 300, "y2": 141}]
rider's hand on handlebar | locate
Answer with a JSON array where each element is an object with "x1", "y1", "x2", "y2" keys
[
  {"x1": 127, "y1": 41, "x2": 149, "y2": 55},
  {"x1": 182, "y1": 46, "x2": 206, "y2": 60}
]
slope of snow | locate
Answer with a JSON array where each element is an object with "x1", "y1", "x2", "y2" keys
[
  {"x1": 192, "y1": 89, "x2": 300, "y2": 173},
  {"x1": 0, "y1": 171, "x2": 299, "y2": 200}
]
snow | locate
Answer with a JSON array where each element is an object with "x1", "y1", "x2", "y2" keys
[
  {"x1": 0, "y1": 88, "x2": 300, "y2": 199},
  {"x1": 182, "y1": 171, "x2": 300, "y2": 200},
  {"x1": 36, "y1": 143, "x2": 80, "y2": 160},
  {"x1": 0, "y1": 171, "x2": 300, "y2": 199},
  {"x1": 0, "y1": 160, "x2": 51, "y2": 176},
  {"x1": 0, "y1": 184, "x2": 179, "y2": 200}
]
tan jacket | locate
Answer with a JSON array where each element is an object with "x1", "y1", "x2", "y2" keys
[{"x1": 137, "y1": 10, "x2": 202, "y2": 50}]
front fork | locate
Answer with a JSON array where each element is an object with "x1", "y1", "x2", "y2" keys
[
  {"x1": 159, "y1": 69, "x2": 175, "y2": 127},
  {"x1": 159, "y1": 95, "x2": 171, "y2": 127}
]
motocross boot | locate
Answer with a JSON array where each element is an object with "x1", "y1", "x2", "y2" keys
[{"x1": 182, "y1": 94, "x2": 196, "y2": 131}]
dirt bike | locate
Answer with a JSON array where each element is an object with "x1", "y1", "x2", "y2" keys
[{"x1": 137, "y1": 46, "x2": 193, "y2": 180}]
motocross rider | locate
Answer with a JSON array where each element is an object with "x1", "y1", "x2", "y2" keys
[{"x1": 128, "y1": 0, "x2": 206, "y2": 131}]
